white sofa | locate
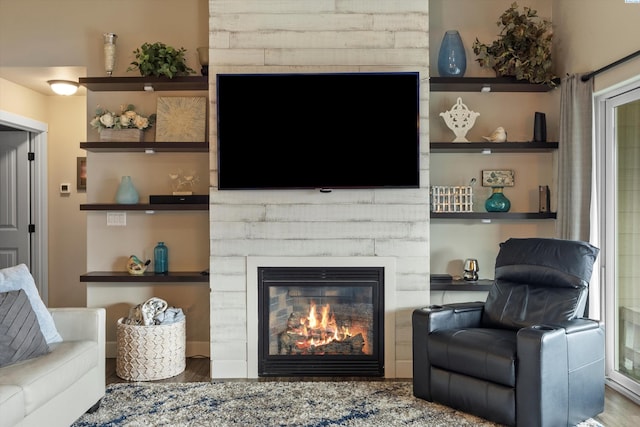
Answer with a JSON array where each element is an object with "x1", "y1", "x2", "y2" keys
[{"x1": 0, "y1": 307, "x2": 105, "y2": 427}]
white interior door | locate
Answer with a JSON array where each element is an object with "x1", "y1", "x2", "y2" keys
[
  {"x1": 0, "y1": 130, "x2": 31, "y2": 267},
  {"x1": 0, "y1": 110, "x2": 48, "y2": 302}
]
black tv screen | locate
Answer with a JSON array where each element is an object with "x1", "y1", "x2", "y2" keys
[{"x1": 216, "y1": 72, "x2": 420, "y2": 190}]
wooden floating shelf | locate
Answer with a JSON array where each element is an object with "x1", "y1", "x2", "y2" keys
[
  {"x1": 430, "y1": 279, "x2": 493, "y2": 291},
  {"x1": 79, "y1": 76, "x2": 208, "y2": 92},
  {"x1": 80, "y1": 271, "x2": 209, "y2": 283},
  {"x1": 430, "y1": 76, "x2": 559, "y2": 92},
  {"x1": 80, "y1": 203, "x2": 208, "y2": 211},
  {"x1": 430, "y1": 141, "x2": 558, "y2": 153},
  {"x1": 80, "y1": 141, "x2": 209, "y2": 153},
  {"x1": 430, "y1": 212, "x2": 557, "y2": 220}
]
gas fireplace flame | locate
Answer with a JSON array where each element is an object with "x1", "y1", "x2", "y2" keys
[{"x1": 294, "y1": 302, "x2": 354, "y2": 349}]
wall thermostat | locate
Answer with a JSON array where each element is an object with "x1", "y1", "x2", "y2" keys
[{"x1": 59, "y1": 183, "x2": 71, "y2": 194}]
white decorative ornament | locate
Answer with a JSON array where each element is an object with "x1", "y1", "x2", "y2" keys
[
  {"x1": 483, "y1": 126, "x2": 507, "y2": 142},
  {"x1": 439, "y1": 97, "x2": 480, "y2": 142}
]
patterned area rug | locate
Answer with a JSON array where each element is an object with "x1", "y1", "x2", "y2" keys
[{"x1": 72, "y1": 381, "x2": 604, "y2": 427}]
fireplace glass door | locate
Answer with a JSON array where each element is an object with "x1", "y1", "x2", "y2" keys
[{"x1": 258, "y1": 267, "x2": 384, "y2": 376}]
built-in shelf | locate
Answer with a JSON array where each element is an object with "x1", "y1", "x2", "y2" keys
[
  {"x1": 430, "y1": 141, "x2": 558, "y2": 153},
  {"x1": 78, "y1": 76, "x2": 208, "y2": 92},
  {"x1": 80, "y1": 203, "x2": 208, "y2": 211},
  {"x1": 80, "y1": 271, "x2": 209, "y2": 283},
  {"x1": 430, "y1": 279, "x2": 493, "y2": 291},
  {"x1": 430, "y1": 77, "x2": 559, "y2": 92},
  {"x1": 430, "y1": 212, "x2": 557, "y2": 220},
  {"x1": 81, "y1": 141, "x2": 209, "y2": 153}
]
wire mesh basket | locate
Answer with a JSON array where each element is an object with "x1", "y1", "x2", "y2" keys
[{"x1": 430, "y1": 186, "x2": 474, "y2": 212}]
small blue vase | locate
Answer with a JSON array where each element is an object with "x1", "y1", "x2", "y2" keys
[
  {"x1": 115, "y1": 176, "x2": 139, "y2": 204},
  {"x1": 485, "y1": 187, "x2": 511, "y2": 212},
  {"x1": 154, "y1": 241, "x2": 168, "y2": 274},
  {"x1": 438, "y1": 30, "x2": 467, "y2": 77}
]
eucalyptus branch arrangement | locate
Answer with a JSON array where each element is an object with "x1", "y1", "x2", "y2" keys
[{"x1": 472, "y1": 2, "x2": 557, "y2": 86}]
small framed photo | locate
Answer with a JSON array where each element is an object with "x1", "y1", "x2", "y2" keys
[
  {"x1": 482, "y1": 170, "x2": 514, "y2": 187},
  {"x1": 77, "y1": 157, "x2": 87, "y2": 191}
]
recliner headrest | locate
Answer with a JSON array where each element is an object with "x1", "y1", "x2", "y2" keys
[{"x1": 494, "y1": 238, "x2": 599, "y2": 288}]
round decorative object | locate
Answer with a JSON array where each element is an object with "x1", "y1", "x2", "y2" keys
[
  {"x1": 485, "y1": 187, "x2": 511, "y2": 212},
  {"x1": 439, "y1": 97, "x2": 480, "y2": 142},
  {"x1": 438, "y1": 30, "x2": 466, "y2": 77},
  {"x1": 115, "y1": 176, "x2": 139, "y2": 204}
]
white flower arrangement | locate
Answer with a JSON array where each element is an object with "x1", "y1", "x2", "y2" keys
[{"x1": 90, "y1": 104, "x2": 156, "y2": 132}]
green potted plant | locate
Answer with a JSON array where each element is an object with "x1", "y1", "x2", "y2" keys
[
  {"x1": 127, "y1": 42, "x2": 196, "y2": 78},
  {"x1": 472, "y1": 2, "x2": 557, "y2": 86}
]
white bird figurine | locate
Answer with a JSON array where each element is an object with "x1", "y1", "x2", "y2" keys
[{"x1": 482, "y1": 127, "x2": 507, "y2": 142}]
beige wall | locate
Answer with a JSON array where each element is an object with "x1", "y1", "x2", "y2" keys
[
  {"x1": 553, "y1": 0, "x2": 640, "y2": 92},
  {"x1": 0, "y1": 79, "x2": 49, "y2": 121}
]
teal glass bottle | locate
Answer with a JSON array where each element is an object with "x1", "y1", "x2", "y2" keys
[
  {"x1": 154, "y1": 242, "x2": 168, "y2": 274},
  {"x1": 115, "y1": 176, "x2": 139, "y2": 204},
  {"x1": 437, "y1": 30, "x2": 467, "y2": 77},
  {"x1": 485, "y1": 187, "x2": 511, "y2": 212}
]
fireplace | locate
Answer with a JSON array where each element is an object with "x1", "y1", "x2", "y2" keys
[{"x1": 258, "y1": 267, "x2": 384, "y2": 376}]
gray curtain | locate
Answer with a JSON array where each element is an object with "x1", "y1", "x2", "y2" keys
[{"x1": 557, "y1": 74, "x2": 594, "y2": 241}]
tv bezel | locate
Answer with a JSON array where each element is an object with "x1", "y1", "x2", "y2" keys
[{"x1": 216, "y1": 71, "x2": 420, "y2": 191}]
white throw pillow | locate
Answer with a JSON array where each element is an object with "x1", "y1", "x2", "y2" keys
[{"x1": 0, "y1": 264, "x2": 63, "y2": 344}]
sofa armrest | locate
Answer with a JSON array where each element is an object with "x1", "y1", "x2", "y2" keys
[{"x1": 49, "y1": 308, "x2": 105, "y2": 344}]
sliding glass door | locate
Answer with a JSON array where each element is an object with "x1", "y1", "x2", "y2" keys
[{"x1": 597, "y1": 82, "x2": 640, "y2": 402}]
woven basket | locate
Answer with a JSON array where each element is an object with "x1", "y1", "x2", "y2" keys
[{"x1": 116, "y1": 317, "x2": 186, "y2": 381}]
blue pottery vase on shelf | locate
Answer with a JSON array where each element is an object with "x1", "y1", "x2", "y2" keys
[
  {"x1": 437, "y1": 30, "x2": 467, "y2": 77},
  {"x1": 154, "y1": 241, "x2": 168, "y2": 274},
  {"x1": 115, "y1": 176, "x2": 139, "y2": 204},
  {"x1": 485, "y1": 187, "x2": 511, "y2": 212}
]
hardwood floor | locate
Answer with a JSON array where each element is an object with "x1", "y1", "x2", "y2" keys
[{"x1": 106, "y1": 358, "x2": 639, "y2": 425}]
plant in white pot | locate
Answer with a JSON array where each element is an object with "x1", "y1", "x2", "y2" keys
[{"x1": 472, "y1": 2, "x2": 557, "y2": 86}]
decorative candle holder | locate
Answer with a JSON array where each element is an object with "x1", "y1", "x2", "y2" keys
[
  {"x1": 103, "y1": 33, "x2": 117, "y2": 76},
  {"x1": 439, "y1": 97, "x2": 480, "y2": 142},
  {"x1": 197, "y1": 47, "x2": 209, "y2": 76}
]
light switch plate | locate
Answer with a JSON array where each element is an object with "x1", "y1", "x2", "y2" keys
[
  {"x1": 59, "y1": 183, "x2": 71, "y2": 194},
  {"x1": 106, "y1": 212, "x2": 126, "y2": 226}
]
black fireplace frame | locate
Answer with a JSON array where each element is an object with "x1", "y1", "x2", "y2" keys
[{"x1": 257, "y1": 266, "x2": 385, "y2": 377}]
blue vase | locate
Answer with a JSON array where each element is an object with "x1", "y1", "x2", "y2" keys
[
  {"x1": 115, "y1": 176, "x2": 139, "y2": 204},
  {"x1": 154, "y1": 242, "x2": 168, "y2": 274},
  {"x1": 485, "y1": 187, "x2": 511, "y2": 212},
  {"x1": 438, "y1": 30, "x2": 467, "y2": 77}
]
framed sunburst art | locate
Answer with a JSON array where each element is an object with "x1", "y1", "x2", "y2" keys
[{"x1": 155, "y1": 96, "x2": 207, "y2": 142}]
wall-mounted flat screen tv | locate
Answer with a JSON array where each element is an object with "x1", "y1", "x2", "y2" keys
[{"x1": 216, "y1": 72, "x2": 420, "y2": 190}]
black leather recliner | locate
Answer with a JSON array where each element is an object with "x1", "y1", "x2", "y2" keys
[{"x1": 413, "y1": 238, "x2": 605, "y2": 427}]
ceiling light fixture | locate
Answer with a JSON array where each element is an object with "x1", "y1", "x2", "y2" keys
[{"x1": 47, "y1": 80, "x2": 79, "y2": 96}]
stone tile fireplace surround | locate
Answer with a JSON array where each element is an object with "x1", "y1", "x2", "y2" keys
[{"x1": 208, "y1": 1, "x2": 430, "y2": 379}]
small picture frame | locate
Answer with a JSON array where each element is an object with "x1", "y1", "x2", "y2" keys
[
  {"x1": 77, "y1": 157, "x2": 87, "y2": 191},
  {"x1": 482, "y1": 170, "x2": 514, "y2": 187}
]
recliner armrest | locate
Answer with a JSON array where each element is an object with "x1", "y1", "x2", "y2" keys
[
  {"x1": 414, "y1": 302, "x2": 485, "y2": 332},
  {"x1": 516, "y1": 319, "x2": 605, "y2": 426},
  {"x1": 546, "y1": 318, "x2": 602, "y2": 334}
]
